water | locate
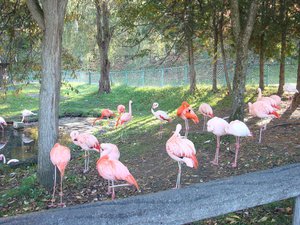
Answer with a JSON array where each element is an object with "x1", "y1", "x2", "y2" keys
[{"x1": 0, "y1": 125, "x2": 38, "y2": 162}]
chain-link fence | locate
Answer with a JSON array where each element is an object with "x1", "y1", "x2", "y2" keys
[{"x1": 38, "y1": 61, "x2": 299, "y2": 87}]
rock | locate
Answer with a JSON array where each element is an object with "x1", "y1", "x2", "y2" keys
[{"x1": 13, "y1": 121, "x2": 24, "y2": 129}]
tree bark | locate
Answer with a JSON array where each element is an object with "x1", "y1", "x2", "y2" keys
[
  {"x1": 212, "y1": 10, "x2": 218, "y2": 92},
  {"x1": 219, "y1": 7, "x2": 232, "y2": 95},
  {"x1": 292, "y1": 41, "x2": 300, "y2": 108},
  {"x1": 95, "y1": 0, "x2": 111, "y2": 94},
  {"x1": 229, "y1": 0, "x2": 258, "y2": 121},
  {"x1": 277, "y1": 0, "x2": 287, "y2": 96},
  {"x1": 259, "y1": 33, "x2": 265, "y2": 90},
  {"x1": 26, "y1": 0, "x2": 68, "y2": 189}
]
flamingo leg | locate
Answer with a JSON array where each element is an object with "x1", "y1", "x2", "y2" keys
[
  {"x1": 184, "y1": 119, "x2": 189, "y2": 138},
  {"x1": 211, "y1": 136, "x2": 220, "y2": 165},
  {"x1": 158, "y1": 123, "x2": 163, "y2": 139},
  {"x1": 83, "y1": 150, "x2": 90, "y2": 173},
  {"x1": 58, "y1": 171, "x2": 66, "y2": 207},
  {"x1": 111, "y1": 180, "x2": 116, "y2": 200},
  {"x1": 232, "y1": 136, "x2": 240, "y2": 168},
  {"x1": 202, "y1": 116, "x2": 207, "y2": 131},
  {"x1": 49, "y1": 166, "x2": 57, "y2": 207},
  {"x1": 259, "y1": 124, "x2": 267, "y2": 143},
  {"x1": 175, "y1": 162, "x2": 182, "y2": 189}
]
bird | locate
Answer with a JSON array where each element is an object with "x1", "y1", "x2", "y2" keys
[
  {"x1": 49, "y1": 143, "x2": 71, "y2": 207},
  {"x1": 115, "y1": 100, "x2": 133, "y2": 140},
  {"x1": 92, "y1": 109, "x2": 115, "y2": 126},
  {"x1": 177, "y1": 101, "x2": 199, "y2": 138},
  {"x1": 165, "y1": 124, "x2": 198, "y2": 189},
  {"x1": 269, "y1": 94, "x2": 281, "y2": 106},
  {"x1": 70, "y1": 131, "x2": 100, "y2": 173},
  {"x1": 117, "y1": 104, "x2": 126, "y2": 115},
  {"x1": 225, "y1": 120, "x2": 252, "y2": 168},
  {"x1": 207, "y1": 117, "x2": 229, "y2": 166},
  {"x1": 0, "y1": 154, "x2": 20, "y2": 165},
  {"x1": 96, "y1": 154, "x2": 139, "y2": 200},
  {"x1": 21, "y1": 109, "x2": 37, "y2": 123},
  {"x1": 151, "y1": 102, "x2": 172, "y2": 139},
  {"x1": 198, "y1": 103, "x2": 214, "y2": 131},
  {"x1": 257, "y1": 88, "x2": 280, "y2": 109},
  {"x1": 99, "y1": 143, "x2": 121, "y2": 194},
  {"x1": 248, "y1": 101, "x2": 280, "y2": 143},
  {"x1": 0, "y1": 117, "x2": 7, "y2": 130}
]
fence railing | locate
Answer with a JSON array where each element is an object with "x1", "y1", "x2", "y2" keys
[{"x1": 1, "y1": 163, "x2": 300, "y2": 225}]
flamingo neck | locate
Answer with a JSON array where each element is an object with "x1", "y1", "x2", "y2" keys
[
  {"x1": 151, "y1": 108, "x2": 156, "y2": 115},
  {"x1": 0, "y1": 154, "x2": 6, "y2": 164},
  {"x1": 258, "y1": 88, "x2": 262, "y2": 98}
]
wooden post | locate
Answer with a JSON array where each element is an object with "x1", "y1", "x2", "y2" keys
[{"x1": 293, "y1": 196, "x2": 300, "y2": 225}]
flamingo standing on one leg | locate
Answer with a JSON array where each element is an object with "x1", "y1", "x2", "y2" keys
[
  {"x1": 115, "y1": 100, "x2": 133, "y2": 140},
  {"x1": 166, "y1": 124, "x2": 198, "y2": 189},
  {"x1": 0, "y1": 117, "x2": 7, "y2": 130},
  {"x1": 207, "y1": 117, "x2": 229, "y2": 166},
  {"x1": 257, "y1": 88, "x2": 280, "y2": 109},
  {"x1": 198, "y1": 103, "x2": 214, "y2": 131},
  {"x1": 248, "y1": 101, "x2": 280, "y2": 143},
  {"x1": 100, "y1": 143, "x2": 120, "y2": 194},
  {"x1": 151, "y1": 102, "x2": 172, "y2": 139},
  {"x1": 92, "y1": 109, "x2": 115, "y2": 126},
  {"x1": 70, "y1": 131, "x2": 100, "y2": 173},
  {"x1": 115, "y1": 104, "x2": 126, "y2": 126},
  {"x1": 225, "y1": 120, "x2": 252, "y2": 168},
  {"x1": 21, "y1": 109, "x2": 37, "y2": 123},
  {"x1": 177, "y1": 102, "x2": 199, "y2": 138},
  {"x1": 96, "y1": 155, "x2": 139, "y2": 200},
  {"x1": 49, "y1": 143, "x2": 71, "y2": 207}
]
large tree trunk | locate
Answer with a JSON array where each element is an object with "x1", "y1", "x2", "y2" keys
[
  {"x1": 219, "y1": 7, "x2": 232, "y2": 95},
  {"x1": 259, "y1": 33, "x2": 265, "y2": 90},
  {"x1": 277, "y1": 0, "x2": 287, "y2": 96},
  {"x1": 212, "y1": 10, "x2": 218, "y2": 92},
  {"x1": 292, "y1": 41, "x2": 300, "y2": 108},
  {"x1": 27, "y1": 0, "x2": 67, "y2": 189},
  {"x1": 95, "y1": 0, "x2": 111, "y2": 94},
  {"x1": 229, "y1": 0, "x2": 258, "y2": 121},
  {"x1": 187, "y1": 37, "x2": 196, "y2": 94}
]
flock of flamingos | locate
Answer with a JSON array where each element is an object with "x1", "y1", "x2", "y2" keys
[{"x1": 0, "y1": 86, "x2": 297, "y2": 208}]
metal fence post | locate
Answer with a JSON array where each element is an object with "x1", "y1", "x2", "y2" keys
[
  {"x1": 88, "y1": 71, "x2": 91, "y2": 85},
  {"x1": 161, "y1": 68, "x2": 164, "y2": 87}
]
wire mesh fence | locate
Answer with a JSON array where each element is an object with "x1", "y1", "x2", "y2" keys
[{"x1": 28, "y1": 61, "x2": 298, "y2": 87}]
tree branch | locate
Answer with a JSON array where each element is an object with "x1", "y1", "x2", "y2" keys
[
  {"x1": 26, "y1": 0, "x2": 45, "y2": 30},
  {"x1": 242, "y1": 0, "x2": 258, "y2": 45},
  {"x1": 229, "y1": 0, "x2": 240, "y2": 41}
]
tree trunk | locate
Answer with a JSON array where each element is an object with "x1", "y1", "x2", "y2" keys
[
  {"x1": 292, "y1": 41, "x2": 300, "y2": 108},
  {"x1": 95, "y1": 0, "x2": 111, "y2": 94},
  {"x1": 187, "y1": 36, "x2": 196, "y2": 94},
  {"x1": 229, "y1": 0, "x2": 258, "y2": 121},
  {"x1": 219, "y1": 8, "x2": 232, "y2": 95},
  {"x1": 259, "y1": 33, "x2": 265, "y2": 90},
  {"x1": 26, "y1": 0, "x2": 68, "y2": 189},
  {"x1": 212, "y1": 10, "x2": 218, "y2": 92},
  {"x1": 277, "y1": 0, "x2": 286, "y2": 96}
]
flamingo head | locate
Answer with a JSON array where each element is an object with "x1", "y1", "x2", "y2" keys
[
  {"x1": 117, "y1": 105, "x2": 126, "y2": 114},
  {"x1": 70, "y1": 131, "x2": 79, "y2": 143},
  {"x1": 152, "y1": 102, "x2": 159, "y2": 109},
  {"x1": 129, "y1": 100, "x2": 133, "y2": 104},
  {"x1": 184, "y1": 108, "x2": 199, "y2": 124},
  {"x1": 181, "y1": 101, "x2": 190, "y2": 108}
]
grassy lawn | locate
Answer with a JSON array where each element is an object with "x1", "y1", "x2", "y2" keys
[{"x1": 0, "y1": 83, "x2": 296, "y2": 224}]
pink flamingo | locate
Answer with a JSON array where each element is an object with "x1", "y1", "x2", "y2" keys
[
  {"x1": 166, "y1": 124, "x2": 198, "y2": 189},
  {"x1": 100, "y1": 143, "x2": 120, "y2": 194},
  {"x1": 49, "y1": 143, "x2": 71, "y2": 207},
  {"x1": 115, "y1": 100, "x2": 133, "y2": 140},
  {"x1": 92, "y1": 109, "x2": 115, "y2": 126},
  {"x1": 96, "y1": 155, "x2": 139, "y2": 200},
  {"x1": 115, "y1": 104, "x2": 126, "y2": 126},
  {"x1": 225, "y1": 120, "x2": 252, "y2": 168},
  {"x1": 177, "y1": 101, "x2": 199, "y2": 138},
  {"x1": 257, "y1": 88, "x2": 280, "y2": 109},
  {"x1": 269, "y1": 94, "x2": 281, "y2": 106},
  {"x1": 21, "y1": 109, "x2": 37, "y2": 123},
  {"x1": 151, "y1": 102, "x2": 172, "y2": 139},
  {"x1": 248, "y1": 101, "x2": 280, "y2": 143},
  {"x1": 207, "y1": 117, "x2": 229, "y2": 166},
  {"x1": 0, "y1": 117, "x2": 7, "y2": 130},
  {"x1": 70, "y1": 131, "x2": 100, "y2": 173},
  {"x1": 198, "y1": 103, "x2": 214, "y2": 131}
]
